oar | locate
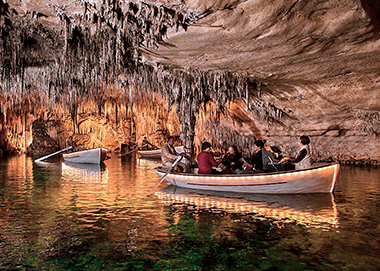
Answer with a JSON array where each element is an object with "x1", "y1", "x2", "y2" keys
[
  {"x1": 118, "y1": 144, "x2": 147, "y2": 158},
  {"x1": 35, "y1": 146, "x2": 72, "y2": 162},
  {"x1": 179, "y1": 153, "x2": 197, "y2": 166},
  {"x1": 147, "y1": 155, "x2": 183, "y2": 196}
]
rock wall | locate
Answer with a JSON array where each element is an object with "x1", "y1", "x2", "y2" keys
[
  {"x1": 26, "y1": 119, "x2": 60, "y2": 157},
  {"x1": 0, "y1": 0, "x2": 379, "y2": 164},
  {"x1": 194, "y1": 98, "x2": 380, "y2": 165},
  {"x1": 0, "y1": 94, "x2": 181, "y2": 156}
]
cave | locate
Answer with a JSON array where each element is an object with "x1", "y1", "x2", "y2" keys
[{"x1": 0, "y1": 0, "x2": 379, "y2": 165}]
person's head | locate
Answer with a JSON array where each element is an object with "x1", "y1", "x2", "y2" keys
[
  {"x1": 300, "y1": 135, "x2": 310, "y2": 145},
  {"x1": 254, "y1": 140, "x2": 265, "y2": 151},
  {"x1": 167, "y1": 136, "x2": 174, "y2": 145},
  {"x1": 228, "y1": 145, "x2": 238, "y2": 155},
  {"x1": 201, "y1": 142, "x2": 212, "y2": 152},
  {"x1": 69, "y1": 136, "x2": 73, "y2": 141},
  {"x1": 144, "y1": 136, "x2": 147, "y2": 140}
]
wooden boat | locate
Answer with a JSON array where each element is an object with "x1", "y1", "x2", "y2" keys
[
  {"x1": 138, "y1": 146, "x2": 184, "y2": 159},
  {"x1": 62, "y1": 148, "x2": 108, "y2": 164},
  {"x1": 154, "y1": 162, "x2": 340, "y2": 194},
  {"x1": 155, "y1": 186, "x2": 339, "y2": 228}
]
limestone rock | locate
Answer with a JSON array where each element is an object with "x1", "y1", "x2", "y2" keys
[
  {"x1": 1, "y1": 0, "x2": 379, "y2": 164},
  {"x1": 26, "y1": 120, "x2": 59, "y2": 157}
]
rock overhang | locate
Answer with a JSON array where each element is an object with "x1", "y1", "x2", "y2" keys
[{"x1": 1, "y1": 0, "x2": 380, "y2": 163}]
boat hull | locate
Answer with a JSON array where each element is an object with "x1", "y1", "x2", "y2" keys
[
  {"x1": 154, "y1": 162, "x2": 340, "y2": 194},
  {"x1": 138, "y1": 146, "x2": 184, "y2": 159},
  {"x1": 62, "y1": 148, "x2": 108, "y2": 164}
]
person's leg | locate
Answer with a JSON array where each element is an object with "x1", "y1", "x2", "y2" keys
[{"x1": 176, "y1": 162, "x2": 190, "y2": 173}]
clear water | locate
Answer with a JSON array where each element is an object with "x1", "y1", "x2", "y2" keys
[{"x1": 0, "y1": 154, "x2": 379, "y2": 270}]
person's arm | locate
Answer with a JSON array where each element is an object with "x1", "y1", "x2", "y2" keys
[
  {"x1": 162, "y1": 145, "x2": 179, "y2": 160},
  {"x1": 292, "y1": 149, "x2": 307, "y2": 163},
  {"x1": 171, "y1": 145, "x2": 180, "y2": 156},
  {"x1": 208, "y1": 153, "x2": 222, "y2": 167}
]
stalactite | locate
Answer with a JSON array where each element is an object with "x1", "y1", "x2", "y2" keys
[
  {"x1": 0, "y1": 0, "x2": 257, "y2": 156},
  {"x1": 245, "y1": 97, "x2": 287, "y2": 126}
]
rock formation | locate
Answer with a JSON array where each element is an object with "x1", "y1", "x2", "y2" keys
[
  {"x1": 26, "y1": 119, "x2": 60, "y2": 157},
  {"x1": 0, "y1": 0, "x2": 379, "y2": 164}
]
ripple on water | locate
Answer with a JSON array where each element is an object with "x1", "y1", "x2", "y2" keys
[{"x1": 1, "y1": 156, "x2": 380, "y2": 270}]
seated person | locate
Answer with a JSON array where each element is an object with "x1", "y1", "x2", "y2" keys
[
  {"x1": 261, "y1": 147, "x2": 279, "y2": 172},
  {"x1": 280, "y1": 135, "x2": 312, "y2": 170},
  {"x1": 222, "y1": 145, "x2": 243, "y2": 174},
  {"x1": 240, "y1": 140, "x2": 265, "y2": 171},
  {"x1": 67, "y1": 136, "x2": 78, "y2": 152},
  {"x1": 197, "y1": 142, "x2": 223, "y2": 174},
  {"x1": 140, "y1": 136, "x2": 158, "y2": 150},
  {"x1": 270, "y1": 146, "x2": 284, "y2": 162},
  {"x1": 161, "y1": 136, "x2": 190, "y2": 173}
]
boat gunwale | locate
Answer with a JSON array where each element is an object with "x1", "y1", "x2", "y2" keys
[
  {"x1": 63, "y1": 147, "x2": 108, "y2": 158},
  {"x1": 137, "y1": 149, "x2": 161, "y2": 154},
  {"x1": 138, "y1": 146, "x2": 184, "y2": 155}
]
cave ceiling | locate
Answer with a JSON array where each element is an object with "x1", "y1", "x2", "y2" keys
[
  {"x1": 1, "y1": 0, "x2": 380, "y2": 149},
  {"x1": 4, "y1": 0, "x2": 380, "y2": 89}
]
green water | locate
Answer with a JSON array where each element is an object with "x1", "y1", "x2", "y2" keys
[{"x1": 0, "y1": 154, "x2": 379, "y2": 270}]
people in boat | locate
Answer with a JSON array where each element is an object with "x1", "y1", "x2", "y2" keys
[
  {"x1": 140, "y1": 136, "x2": 158, "y2": 150},
  {"x1": 270, "y1": 145, "x2": 284, "y2": 162},
  {"x1": 67, "y1": 136, "x2": 78, "y2": 152},
  {"x1": 280, "y1": 135, "x2": 313, "y2": 170},
  {"x1": 161, "y1": 136, "x2": 190, "y2": 173},
  {"x1": 241, "y1": 140, "x2": 265, "y2": 171},
  {"x1": 222, "y1": 145, "x2": 243, "y2": 174},
  {"x1": 197, "y1": 142, "x2": 224, "y2": 174}
]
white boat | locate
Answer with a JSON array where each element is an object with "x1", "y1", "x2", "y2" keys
[
  {"x1": 138, "y1": 146, "x2": 184, "y2": 159},
  {"x1": 154, "y1": 162, "x2": 340, "y2": 194},
  {"x1": 62, "y1": 148, "x2": 108, "y2": 164}
]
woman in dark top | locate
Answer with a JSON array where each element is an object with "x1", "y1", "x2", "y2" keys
[
  {"x1": 248, "y1": 140, "x2": 265, "y2": 171},
  {"x1": 197, "y1": 142, "x2": 223, "y2": 174},
  {"x1": 222, "y1": 145, "x2": 243, "y2": 174}
]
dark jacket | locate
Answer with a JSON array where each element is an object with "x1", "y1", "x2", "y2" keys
[
  {"x1": 223, "y1": 152, "x2": 243, "y2": 172},
  {"x1": 250, "y1": 149, "x2": 263, "y2": 171}
]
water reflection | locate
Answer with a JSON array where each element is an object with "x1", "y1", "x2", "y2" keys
[
  {"x1": 1, "y1": 155, "x2": 380, "y2": 270},
  {"x1": 61, "y1": 161, "x2": 108, "y2": 184},
  {"x1": 137, "y1": 157, "x2": 161, "y2": 168},
  {"x1": 156, "y1": 186, "x2": 339, "y2": 229}
]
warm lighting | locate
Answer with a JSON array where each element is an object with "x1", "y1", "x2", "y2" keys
[
  {"x1": 156, "y1": 163, "x2": 339, "y2": 194},
  {"x1": 155, "y1": 191, "x2": 339, "y2": 229},
  {"x1": 164, "y1": 164, "x2": 338, "y2": 181},
  {"x1": 61, "y1": 162, "x2": 109, "y2": 185}
]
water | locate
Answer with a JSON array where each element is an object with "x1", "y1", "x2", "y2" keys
[{"x1": 0, "y1": 154, "x2": 379, "y2": 270}]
